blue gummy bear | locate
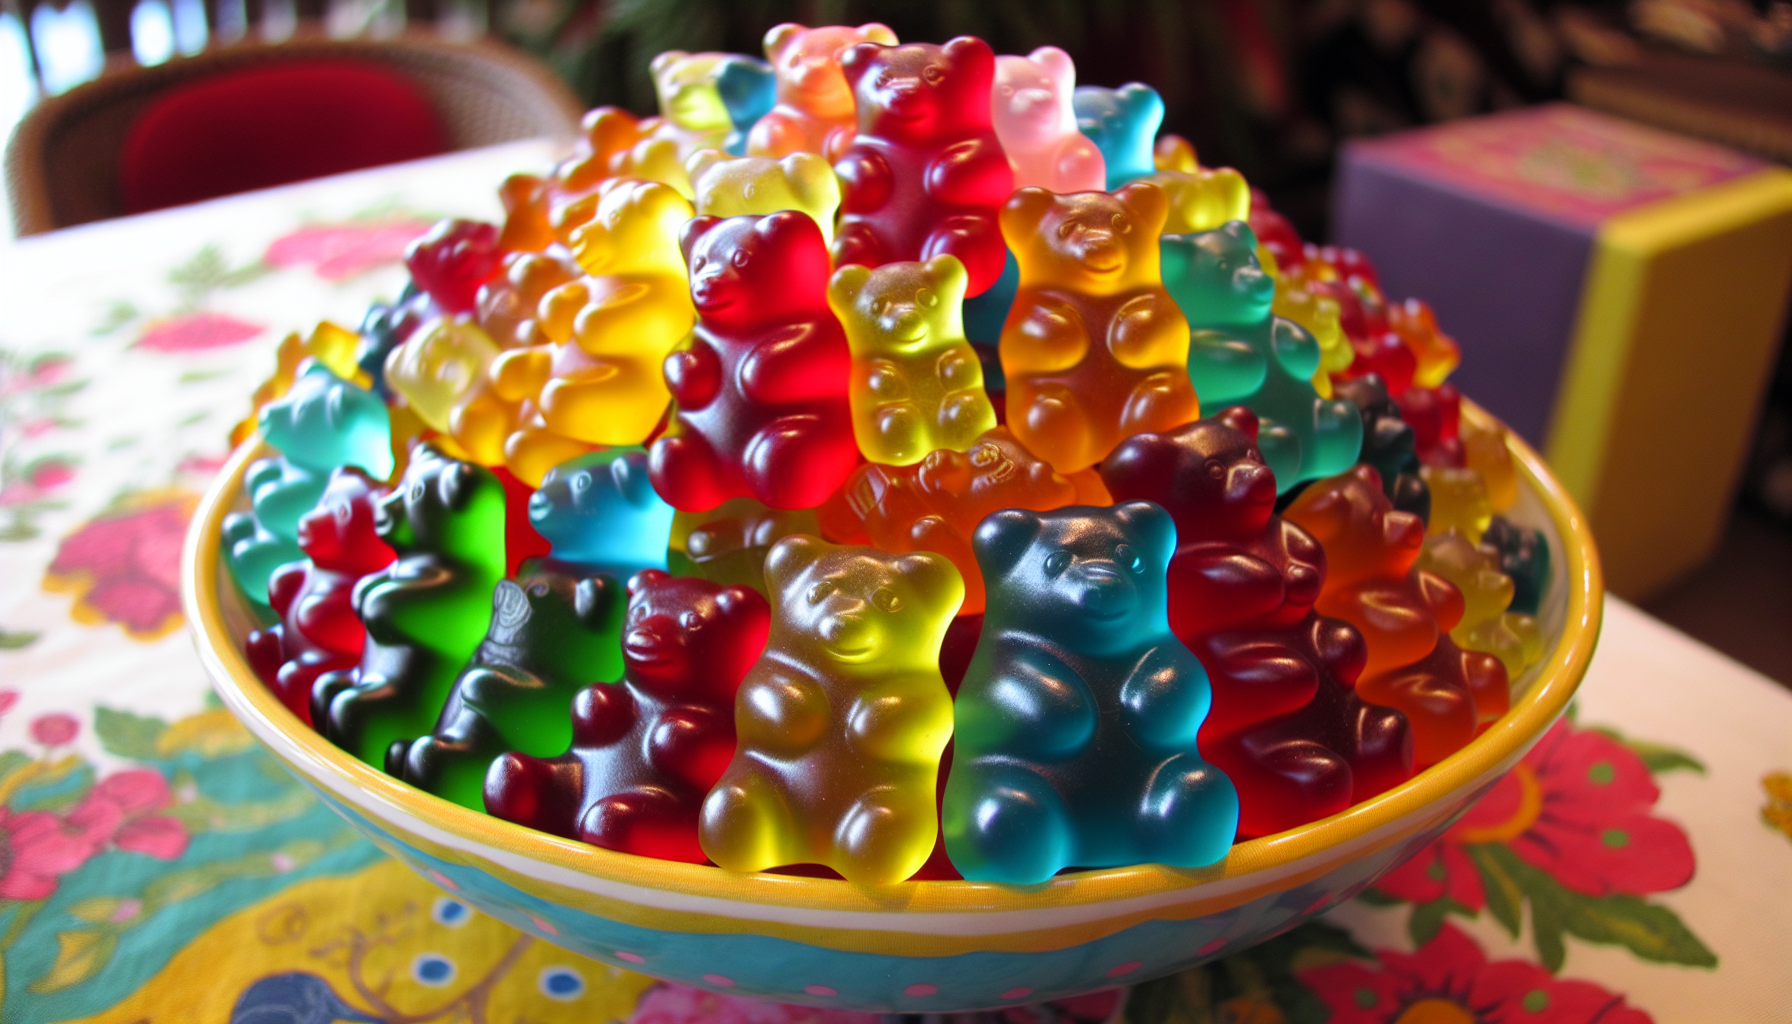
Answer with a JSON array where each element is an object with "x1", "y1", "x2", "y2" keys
[
  {"x1": 245, "y1": 455, "x2": 329, "y2": 544},
  {"x1": 528, "y1": 448, "x2": 675, "y2": 582},
  {"x1": 221, "y1": 508, "x2": 301, "y2": 609},
  {"x1": 716, "y1": 56, "x2": 776, "y2": 157},
  {"x1": 1161, "y1": 221, "x2": 1363, "y2": 492},
  {"x1": 944, "y1": 502, "x2": 1238, "y2": 884},
  {"x1": 259, "y1": 361, "x2": 393, "y2": 479},
  {"x1": 1072, "y1": 83, "x2": 1164, "y2": 190}
]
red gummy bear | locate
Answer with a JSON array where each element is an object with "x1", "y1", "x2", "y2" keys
[
  {"x1": 1283, "y1": 465, "x2": 1507, "y2": 767},
  {"x1": 484, "y1": 571, "x2": 770, "y2": 862},
  {"x1": 831, "y1": 37, "x2": 1014, "y2": 298},
  {"x1": 648, "y1": 212, "x2": 858, "y2": 512},
  {"x1": 245, "y1": 468, "x2": 395, "y2": 726},
  {"x1": 1397, "y1": 383, "x2": 1465, "y2": 467},
  {"x1": 1101, "y1": 411, "x2": 1412, "y2": 838},
  {"x1": 404, "y1": 219, "x2": 504, "y2": 315}
]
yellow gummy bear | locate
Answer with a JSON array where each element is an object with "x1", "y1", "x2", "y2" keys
[
  {"x1": 383, "y1": 316, "x2": 519, "y2": 468},
  {"x1": 827, "y1": 255, "x2": 996, "y2": 466},
  {"x1": 1144, "y1": 134, "x2": 1250, "y2": 234},
  {"x1": 1421, "y1": 463, "x2": 1493, "y2": 544},
  {"x1": 1270, "y1": 266, "x2": 1352, "y2": 398},
  {"x1": 685, "y1": 149, "x2": 842, "y2": 245},
  {"x1": 699, "y1": 535, "x2": 962, "y2": 885},
  {"x1": 1417, "y1": 533, "x2": 1544, "y2": 677},
  {"x1": 490, "y1": 180, "x2": 696, "y2": 486},
  {"x1": 1461, "y1": 414, "x2": 1519, "y2": 513},
  {"x1": 651, "y1": 50, "x2": 735, "y2": 151}
]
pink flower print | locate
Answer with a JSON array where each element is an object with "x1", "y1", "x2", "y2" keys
[
  {"x1": 632, "y1": 984, "x2": 883, "y2": 1024},
  {"x1": 65, "y1": 769, "x2": 189, "y2": 861},
  {"x1": 44, "y1": 491, "x2": 198, "y2": 640},
  {"x1": 0, "y1": 808, "x2": 100, "y2": 900},
  {"x1": 1301, "y1": 923, "x2": 1654, "y2": 1024},
  {"x1": 137, "y1": 312, "x2": 265, "y2": 352},
  {"x1": 264, "y1": 220, "x2": 434, "y2": 280},
  {"x1": 30, "y1": 713, "x2": 79, "y2": 747},
  {"x1": 0, "y1": 691, "x2": 17, "y2": 720},
  {"x1": 0, "y1": 457, "x2": 77, "y2": 507}
]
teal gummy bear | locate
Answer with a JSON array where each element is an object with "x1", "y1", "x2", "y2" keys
[
  {"x1": 528, "y1": 449, "x2": 675, "y2": 581},
  {"x1": 260, "y1": 361, "x2": 394, "y2": 478},
  {"x1": 221, "y1": 503, "x2": 301, "y2": 611},
  {"x1": 1162, "y1": 221, "x2": 1363, "y2": 492},
  {"x1": 716, "y1": 56, "x2": 776, "y2": 157},
  {"x1": 1072, "y1": 83, "x2": 1163, "y2": 190},
  {"x1": 222, "y1": 455, "x2": 324, "y2": 607},
  {"x1": 943, "y1": 502, "x2": 1238, "y2": 884}
]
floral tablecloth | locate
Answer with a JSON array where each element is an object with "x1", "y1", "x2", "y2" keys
[{"x1": 0, "y1": 140, "x2": 1788, "y2": 1024}]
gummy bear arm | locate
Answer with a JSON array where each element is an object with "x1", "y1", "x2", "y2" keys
[
  {"x1": 747, "y1": 111, "x2": 803, "y2": 159},
  {"x1": 1167, "y1": 550, "x2": 1286, "y2": 626},
  {"x1": 1008, "y1": 294, "x2": 1090, "y2": 373},
  {"x1": 846, "y1": 678, "x2": 952, "y2": 764},
  {"x1": 663, "y1": 339, "x2": 723, "y2": 409},
  {"x1": 925, "y1": 138, "x2": 1015, "y2": 207},
  {"x1": 739, "y1": 322, "x2": 848, "y2": 404},
  {"x1": 961, "y1": 639, "x2": 1095, "y2": 754},
  {"x1": 1185, "y1": 330, "x2": 1268, "y2": 403},
  {"x1": 1054, "y1": 137, "x2": 1106, "y2": 192},
  {"x1": 456, "y1": 664, "x2": 553, "y2": 713},
  {"x1": 573, "y1": 281, "x2": 695, "y2": 356},
  {"x1": 1108, "y1": 292, "x2": 1189, "y2": 370},
  {"x1": 736, "y1": 659, "x2": 830, "y2": 757},
  {"x1": 833, "y1": 147, "x2": 894, "y2": 214},
  {"x1": 353, "y1": 562, "x2": 456, "y2": 640},
  {"x1": 491, "y1": 346, "x2": 554, "y2": 403},
  {"x1": 1117, "y1": 642, "x2": 1210, "y2": 748},
  {"x1": 265, "y1": 562, "x2": 308, "y2": 617}
]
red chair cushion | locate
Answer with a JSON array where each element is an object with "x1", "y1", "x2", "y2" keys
[{"x1": 120, "y1": 59, "x2": 447, "y2": 215}]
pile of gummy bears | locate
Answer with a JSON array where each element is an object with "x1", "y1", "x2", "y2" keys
[{"x1": 225, "y1": 25, "x2": 1553, "y2": 887}]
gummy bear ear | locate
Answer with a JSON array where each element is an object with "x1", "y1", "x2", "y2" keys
[
  {"x1": 437, "y1": 461, "x2": 474, "y2": 511},
  {"x1": 894, "y1": 551, "x2": 965, "y2": 611},
  {"x1": 859, "y1": 22, "x2": 897, "y2": 45},
  {"x1": 714, "y1": 584, "x2": 766, "y2": 620},
  {"x1": 1002, "y1": 186, "x2": 1058, "y2": 234},
  {"x1": 1114, "y1": 181, "x2": 1169, "y2": 235},
  {"x1": 626, "y1": 568, "x2": 667, "y2": 597},
  {"x1": 680, "y1": 215, "x2": 722, "y2": 266},
  {"x1": 684, "y1": 148, "x2": 728, "y2": 188},
  {"x1": 1220, "y1": 219, "x2": 1257, "y2": 249},
  {"x1": 763, "y1": 534, "x2": 823, "y2": 595},
  {"x1": 973, "y1": 508, "x2": 1043, "y2": 579},
  {"x1": 1028, "y1": 46, "x2": 1075, "y2": 91},
  {"x1": 942, "y1": 36, "x2": 993, "y2": 80},
  {"x1": 1118, "y1": 82, "x2": 1165, "y2": 132},
  {"x1": 828, "y1": 263, "x2": 872, "y2": 311},
  {"x1": 650, "y1": 50, "x2": 686, "y2": 79},
  {"x1": 610, "y1": 451, "x2": 657, "y2": 507},
  {"x1": 839, "y1": 42, "x2": 880, "y2": 85},
  {"x1": 1215, "y1": 406, "x2": 1261, "y2": 442},
  {"x1": 1112, "y1": 501, "x2": 1175, "y2": 568},
  {"x1": 923, "y1": 254, "x2": 969, "y2": 305},
  {"x1": 763, "y1": 23, "x2": 802, "y2": 61},
  {"x1": 574, "y1": 574, "x2": 620, "y2": 626},
  {"x1": 782, "y1": 152, "x2": 834, "y2": 208}
]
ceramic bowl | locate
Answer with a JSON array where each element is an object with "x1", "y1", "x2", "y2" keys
[{"x1": 183, "y1": 401, "x2": 1602, "y2": 1013}]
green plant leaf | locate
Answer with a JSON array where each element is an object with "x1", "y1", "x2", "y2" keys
[
  {"x1": 1407, "y1": 897, "x2": 1472, "y2": 948},
  {"x1": 93, "y1": 706, "x2": 168, "y2": 760},
  {"x1": 29, "y1": 929, "x2": 119, "y2": 993},
  {"x1": 1353, "y1": 886, "x2": 1400, "y2": 907},
  {"x1": 1489, "y1": 843, "x2": 1717, "y2": 970},
  {"x1": 0, "y1": 628, "x2": 35, "y2": 649},
  {"x1": 1589, "y1": 727, "x2": 1705, "y2": 775},
  {"x1": 1467, "y1": 844, "x2": 1524, "y2": 938},
  {"x1": 0, "y1": 751, "x2": 31, "y2": 788},
  {"x1": 65, "y1": 896, "x2": 137, "y2": 926}
]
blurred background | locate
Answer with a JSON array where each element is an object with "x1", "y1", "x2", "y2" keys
[{"x1": 1, "y1": 0, "x2": 1788, "y2": 684}]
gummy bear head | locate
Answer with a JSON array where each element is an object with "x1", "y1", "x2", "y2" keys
[
  {"x1": 1160, "y1": 220, "x2": 1275, "y2": 329},
  {"x1": 383, "y1": 316, "x2": 499, "y2": 436},
  {"x1": 261, "y1": 361, "x2": 394, "y2": 479},
  {"x1": 487, "y1": 564, "x2": 625, "y2": 682},
  {"x1": 912, "y1": 426, "x2": 1077, "y2": 519},
  {"x1": 373, "y1": 445, "x2": 505, "y2": 562},
  {"x1": 992, "y1": 46, "x2": 1077, "y2": 149},
  {"x1": 763, "y1": 22, "x2": 896, "y2": 115},
  {"x1": 623, "y1": 569, "x2": 770, "y2": 697},
  {"x1": 827, "y1": 254, "x2": 968, "y2": 358},
  {"x1": 1002, "y1": 184, "x2": 1168, "y2": 295},
  {"x1": 528, "y1": 449, "x2": 674, "y2": 577},
  {"x1": 1100, "y1": 410, "x2": 1279, "y2": 543},
  {"x1": 841, "y1": 36, "x2": 996, "y2": 144},
  {"x1": 650, "y1": 50, "x2": 732, "y2": 134},
  {"x1": 974, "y1": 502, "x2": 1175, "y2": 656},
  {"x1": 555, "y1": 178, "x2": 693, "y2": 278},
  {"x1": 763, "y1": 536, "x2": 964, "y2": 674},
  {"x1": 1072, "y1": 83, "x2": 1163, "y2": 188},
  {"x1": 686, "y1": 150, "x2": 841, "y2": 244},
  {"x1": 295, "y1": 467, "x2": 393, "y2": 576},
  {"x1": 1282, "y1": 464, "x2": 1425, "y2": 587},
  {"x1": 681, "y1": 211, "x2": 834, "y2": 328}
]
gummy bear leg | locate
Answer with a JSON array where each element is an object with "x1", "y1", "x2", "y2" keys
[
  {"x1": 1306, "y1": 397, "x2": 1365, "y2": 481},
  {"x1": 834, "y1": 784, "x2": 938, "y2": 885},
  {"x1": 1120, "y1": 371, "x2": 1201, "y2": 438},
  {"x1": 1140, "y1": 753, "x2": 1239, "y2": 868},
  {"x1": 1254, "y1": 420, "x2": 1303, "y2": 491},
  {"x1": 1210, "y1": 734, "x2": 1353, "y2": 839},
  {"x1": 1013, "y1": 382, "x2": 1094, "y2": 474},
  {"x1": 923, "y1": 216, "x2": 1005, "y2": 298},
  {"x1": 401, "y1": 716, "x2": 500, "y2": 811},
  {"x1": 698, "y1": 762, "x2": 798, "y2": 872},
  {"x1": 542, "y1": 369, "x2": 668, "y2": 448},
  {"x1": 936, "y1": 387, "x2": 995, "y2": 452},
  {"x1": 581, "y1": 790, "x2": 704, "y2": 864},
  {"x1": 1348, "y1": 701, "x2": 1414, "y2": 803},
  {"x1": 1356, "y1": 667, "x2": 1476, "y2": 769},
  {"x1": 485, "y1": 752, "x2": 583, "y2": 839},
  {"x1": 831, "y1": 221, "x2": 888, "y2": 272},
  {"x1": 869, "y1": 402, "x2": 924, "y2": 465},
  {"x1": 941, "y1": 760, "x2": 1071, "y2": 885},
  {"x1": 648, "y1": 432, "x2": 734, "y2": 513},
  {"x1": 505, "y1": 424, "x2": 597, "y2": 489},
  {"x1": 744, "y1": 415, "x2": 858, "y2": 510}
]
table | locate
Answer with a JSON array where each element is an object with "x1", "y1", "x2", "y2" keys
[{"x1": 1, "y1": 141, "x2": 1788, "y2": 1024}]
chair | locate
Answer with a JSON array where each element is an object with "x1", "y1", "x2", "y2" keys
[{"x1": 4, "y1": 30, "x2": 583, "y2": 235}]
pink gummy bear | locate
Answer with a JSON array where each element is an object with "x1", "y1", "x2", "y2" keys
[
  {"x1": 991, "y1": 46, "x2": 1105, "y2": 193},
  {"x1": 648, "y1": 212, "x2": 858, "y2": 512},
  {"x1": 831, "y1": 37, "x2": 1015, "y2": 298},
  {"x1": 748, "y1": 22, "x2": 897, "y2": 160}
]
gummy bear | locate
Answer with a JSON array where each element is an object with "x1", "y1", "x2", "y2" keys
[
  {"x1": 497, "y1": 173, "x2": 555, "y2": 254},
  {"x1": 245, "y1": 468, "x2": 395, "y2": 725},
  {"x1": 648, "y1": 212, "x2": 857, "y2": 512},
  {"x1": 312, "y1": 445, "x2": 508, "y2": 767},
  {"x1": 528, "y1": 448, "x2": 674, "y2": 582},
  {"x1": 832, "y1": 36, "x2": 1015, "y2": 298},
  {"x1": 1071, "y1": 83, "x2": 1162, "y2": 190},
  {"x1": 990, "y1": 46, "x2": 1105, "y2": 193},
  {"x1": 406, "y1": 219, "x2": 503, "y2": 316},
  {"x1": 475, "y1": 251, "x2": 582, "y2": 350},
  {"x1": 232, "y1": 322, "x2": 363, "y2": 447},
  {"x1": 1283, "y1": 466, "x2": 1508, "y2": 767},
  {"x1": 748, "y1": 22, "x2": 897, "y2": 160},
  {"x1": 1100, "y1": 413, "x2": 1413, "y2": 837},
  {"x1": 1420, "y1": 463, "x2": 1492, "y2": 543},
  {"x1": 944, "y1": 503, "x2": 1237, "y2": 882},
  {"x1": 667, "y1": 498, "x2": 822, "y2": 597},
  {"x1": 1140, "y1": 132, "x2": 1251, "y2": 235},
  {"x1": 487, "y1": 571, "x2": 770, "y2": 862},
  {"x1": 1460, "y1": 414, "x2": 1519, "y2": 513},
  {"x1": 828, "y1": 255, "x2": 997, "y2": 465},
  {"x1": 259, "y1": 361, "x2": 394, "y2": 481},
  {"x1": 650, "y1": 50, "x2": 736, "y2": 154},
  {"x1": 1270, "y1": 269, "x2": 1351, "y2": 397},
  {"x1": 1416, "y1": 533, "x2": 1543, "y2": 678},
  {"x1": 829, "y1": 426, "x2": 1107, "y2": 615},
  {"x1": 1397, "y1": 383, "x2": 1463, "y2": 466},
  {"x1": 398, "y1": 563, "x2": 626, "y2": 810},
  {"x1": 1161, "y1": 220, "x2": 1362, "y2": 492},
  {"x1": 384, "y1": 315, "x2": 519, "y2": 468},
  {"x1": 357, "y1": 286, "x2": 431, "y2": 400},
  {"x1": 700, "y1": 536, "x2": 960, "y2": 883},
  {"x1": 999, "y1": 184, "x2": 1199, "y2": 474},
  {"x1": 1386, "y1": 298, "x2": 1459, "y2": 391},
  {"x1": 715, "y1": 56, "x2": 776, "y2": 155},
  {"x1": 1332, "y1": 374, "x2": 1431, "y2": 525},
  {"x1": 686, "y1": 149, "x2": 841, "y2": 245},
  {"x1": 493, "y1": 179, "x2": 697, "y2": 486},
  {"x1": 553, "y1": 106, "x2": 694, "y2": 200},
  {"x1": 1481, "y1": 515, "x2": 1551, "y2": 615}
]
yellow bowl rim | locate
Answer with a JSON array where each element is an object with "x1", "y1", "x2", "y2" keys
[{"x1": 182, "y1": 399, "x2": 1602, "y2": 915}]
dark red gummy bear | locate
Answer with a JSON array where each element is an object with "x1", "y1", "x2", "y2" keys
[
  {"x1": 831, "y1": 36, "x2": 1015, "y2": 298},
  {"x1": 494, "y1": 466, "x2": 552, "y2": 576},
  {"x1": 1101, "y1": 409, "x2": 1414, "y2": 838},
  {"x1": 404, "y1": 218, "x2": 503, "y2": 315},
  {"x1": 1397, "y1": 383, "x2": 1464, "y2": 467},
  {"x1": 245, "y1": 468, "x2": 395, "y2": 726},
  {"x1": 484, "y1": 571, "x2": 770, "y2": 863},
  {"x1": 1247, "y1": 192, "x2": 1305, "y2": 273},
  {"x1": 648, "y1": 212, "x2": 858, "y2": 512}
]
